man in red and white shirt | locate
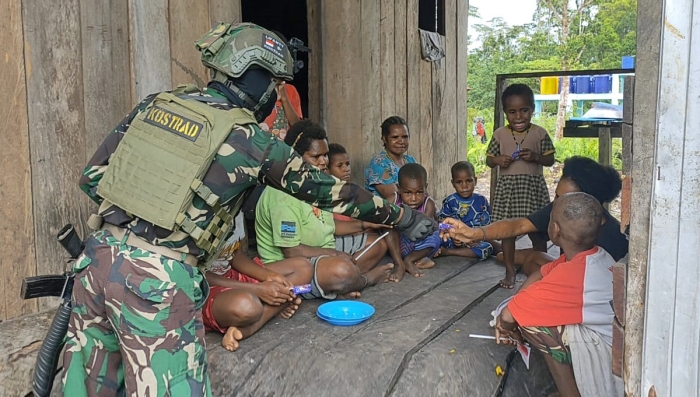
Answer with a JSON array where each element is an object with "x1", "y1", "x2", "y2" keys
[{"x1": 495, "y1": 192, "x2": 618, "y2": 397}]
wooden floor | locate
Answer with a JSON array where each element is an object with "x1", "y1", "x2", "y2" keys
[
  {"x1": 205, "y1": 240, "x2": 551, "y2": 397},
  {"x1": 2, "y1": 240, "x2": 557, "y2": 397}
]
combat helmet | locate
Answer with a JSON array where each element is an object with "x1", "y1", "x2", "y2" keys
[{"x1": 196, "y1": 22, "x2": 294, "y2": 83}]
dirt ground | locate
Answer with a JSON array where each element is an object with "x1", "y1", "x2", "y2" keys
[{"x1": 473, "y1": 162, "x2": 623, "y2": 220}]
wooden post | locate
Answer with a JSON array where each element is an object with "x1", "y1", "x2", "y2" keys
[
  {"x1": 490, "y1": 76, "x2": 506, "y2": 205},
  {"x1": 624, "y1": 0, "x2": 662, "y2": 394},
  {"x1": 598, "y1": 127, "x2": 612, "y2": 167}
]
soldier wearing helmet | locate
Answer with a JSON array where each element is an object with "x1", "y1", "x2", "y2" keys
[{"x1": 62, "y1": 22, "x2": 435, "y2": 397}]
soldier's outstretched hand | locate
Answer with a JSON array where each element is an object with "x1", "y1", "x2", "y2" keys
[{"x1": 395, "y1": 204, "x2": 438, "y2": 242}]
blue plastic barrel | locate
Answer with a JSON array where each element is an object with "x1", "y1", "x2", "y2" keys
[
  {"x1": 575, "y1": 76, "x2": 591, "y2": 94},
  {"x1": 622, "y1": 55, "x2": 635, "y2": 69},
  {"x1": 593, "y1": 75, "x2": 612, "y2": 93}
]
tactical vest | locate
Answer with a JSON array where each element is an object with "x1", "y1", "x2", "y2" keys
[{"x1": 97, "y1": 85, "x2": 257, "y2": 265}]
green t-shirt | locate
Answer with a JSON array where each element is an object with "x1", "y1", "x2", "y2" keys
[{"x1": 255, "y1": 187, "x2": 336, "y2": 263}]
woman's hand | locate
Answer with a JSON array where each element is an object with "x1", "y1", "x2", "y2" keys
[
  {"x1": 275, "y1": 81, "x2": 288, "y2": 101},
  {"x1": 254, "y1": 281, "x2": 294, "y2": 306}
]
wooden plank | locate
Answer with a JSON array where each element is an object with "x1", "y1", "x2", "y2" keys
[
  {"x1": 169, "y1": 0, "x2": 210, "y2": 89},
  {"x1": 361, "y1": 0, "x2": 382, "y2": 185},
  {"x1": 209, "y1": 0, "x2": 241, "y2": 27},
  {"x1": 667, "y1": 2, "x2": 700, "y2": 393},
  {"x1": 431, "y1": 0, "x2": 457, "y2": 201},
  {"x1": 640, "y1": 0, "x2": 694, "y2": 394},
  {"x1": 406, "y1": 0, "x2": 421, "y2": 163},
  {"x1": 233, "y1": 261, "x2": 503, "y2": 396},
  {"x1": 394, "y1": 0, "x2": 408, "y2": 118},
  {"x1": 490, "y1": 77, "x2": 506, "y2": 205},
  {"x1": 622, "y1": 123, "x2": 633, "y2": 175},
  {"x1": 307, "y1": 0, "x2": 324, "y2": 123},
  {"x1": 23, "y1": 0, "x2": 90, "y2": 311},
  {"x1": 80, "y1": 0, "x2": 131, "y2": 158},
  {"x1": 128, "y1": 0, "x2": 172, "y2": 102},
  {"x1": 390, "y1": 279, "x2": 522, "y2": 396},
  {"x1": 322, "y1": 1, "x2": 364, "y2": 183},
  {"x1": 380, "y1": 0, "x2": 396, "y2": 119},
  {"x1": 418, "y1": 59, "x2": 433, "y2": 171},
  {"x1": 598, "y1": 127, "x2": 612, "y2": 166},
  {"x1": 456, "y1": 0, "x2": 469, "y2": 163},
  {"x1": 623, "y1": 76, "x2": 635, "y2": 124},
  {"x1": 0, "y1": 310, "x2": 57, "y2": 396},
  {"x1": 0, "y1": 0, "x2": 37, "y2": 321},
  {"x1": 624, "y1": 1, "x2": 661, "y2": 394}
]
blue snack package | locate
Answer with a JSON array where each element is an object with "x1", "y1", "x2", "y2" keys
[
  {"x1": 438, "y1": 223, "x2": 453, "y2": 231},
  {"x1": 291, "y1": 284, "x2": 312, "y2": 295},
  {"x1": 511, "y1": 150, "x2": 520, "y2": 160}
]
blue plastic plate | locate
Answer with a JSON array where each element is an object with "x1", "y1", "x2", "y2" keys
[{"x1": 317, "y1": 300, "x2": 375, "y2": 326}]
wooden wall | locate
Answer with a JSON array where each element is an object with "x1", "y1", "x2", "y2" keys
[
  {"x1": 0, "y1": 0, "x2": 240, "y2": 321},
  {"x1": 307, "y1": 0, "x2": 469, "y2": 201},
  {"x1": 0, "y1": 0, "x2": 468, "y2": 322}
]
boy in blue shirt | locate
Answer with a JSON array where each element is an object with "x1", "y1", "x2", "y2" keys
[{"x1": 438, "y1": 161, "x2": 501, "y2": 260}]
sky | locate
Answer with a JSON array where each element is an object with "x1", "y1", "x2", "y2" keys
[{"x1": 468, "y1": 0, "x2": 538, "y2": 49}]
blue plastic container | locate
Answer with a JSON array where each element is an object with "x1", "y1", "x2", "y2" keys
[
  {"x1": 574, "y1": 76, "x2": 592, "y2": 94},
  {"x1": 622, "y1": 55, "x2": 635, "y2": 69},
  {"x1": 558, "y1": 76, "x2": 577, "y2": 93},
  {"x1": 317, "y1": 301, "x2": 375, "y2": 326},
  {"x1": 593, "y1": 75, "x2": 613, "y2": 93}
]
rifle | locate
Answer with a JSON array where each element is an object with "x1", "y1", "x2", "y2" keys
[{"x1": 20, "y1": 224, "x2": 83, "y2": 397}]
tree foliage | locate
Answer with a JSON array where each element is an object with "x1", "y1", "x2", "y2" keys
[{"x1": 467, "y1": 0, "x2": 637, "y2": 111}]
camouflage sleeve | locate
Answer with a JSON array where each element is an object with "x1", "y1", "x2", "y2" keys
[
  {"x1": 259, "y1": 137, "x2": 403, "y2": 225},
  {"x1": 78, "y1": 94, "x2": 158, "y2": 204}
]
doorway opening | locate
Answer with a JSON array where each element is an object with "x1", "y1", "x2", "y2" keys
[{"x1": 242, "y1": 0, "x2": 310, "y2": 117}]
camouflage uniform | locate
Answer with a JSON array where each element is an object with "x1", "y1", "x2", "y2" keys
[{"x1": 63, "y1": 89, "x2": 404, "y2": 396}]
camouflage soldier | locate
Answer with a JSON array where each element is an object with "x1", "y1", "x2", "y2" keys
[{"x1": 62, "y1": 22, "x2": 435, "y2": 397}]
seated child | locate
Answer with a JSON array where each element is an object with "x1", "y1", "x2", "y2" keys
[
  {"x1": 394, "y1": 163, "x2": 442, "y2": 274},
  {"x1": 494, "y1": 192, "x2": 621, "y2": 397},
  {"x1": 438, "y1": 161, "x2": 501, "y2": 260},
  {"x1": 327, "y1": 143, "x2": 413, "y2": 282},
  {"x1": 202, "y1": 213, "x2": 313, "y2": 352}
]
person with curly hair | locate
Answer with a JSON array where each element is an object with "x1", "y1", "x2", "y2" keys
[{"x1": 441, "y1": 156, "x2": 627, "y2": 276}]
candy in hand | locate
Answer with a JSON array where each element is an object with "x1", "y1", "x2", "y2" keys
[
  {"x1": 438, "y1": 223, "x2": 453, "y2": 231},
  {"x1": 291, "y1": 284, "x2": 312, "y2": 295}
]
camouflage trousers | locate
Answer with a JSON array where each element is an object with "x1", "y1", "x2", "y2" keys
[{"x1": 62, "y1": 230, "x2": 211, "y2": 397}]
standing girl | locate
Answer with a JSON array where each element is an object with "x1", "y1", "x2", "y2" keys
[{"x1": 486, "y1": 83, "x2": 555, "y2": 289}]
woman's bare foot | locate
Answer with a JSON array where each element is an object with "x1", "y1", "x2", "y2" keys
[
  {"x1": 404, "y1": 260, "x2": 424, "y2": 278},
  {"x1": 365, "y1": 263, "x2": 394, "y2": 286},
  {"x1": 499, "y1": 268, "x2": 516, "y2": 289},
  {"x1": 416, "y1": 258, "x2": 435, "y2": 269},
  {"x1": 222, "y1": 326, "x2": 244, "y2": 352},
  {"x1": 280, "y1": 297, "x2": 302, "y2": 319}
]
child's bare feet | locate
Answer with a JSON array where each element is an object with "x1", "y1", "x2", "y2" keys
[
  {"x1": 365, "y1": 263, "x2": 394, "y2": 285},
  {"x1": 404, "y1": 260, "x2": 424, "y2": 278},
  {"x1": 222, "y1": 326, "x2": 244, "y2": 352},
  {"x1": 388, "y1": 263, "x2": 405, "y2": 282},
  {"x1": 338, "y1": 291, "x2": 362, "y2": 299},
  {"x1": 280, "y1": 297, "x2": 302, "y2": 319},
  {"x1": 499, "y1": 268, "x2": 516, "y2": 289},
  {"x1": 416, "y1": 258, "x2": 435, "y2": 269}
]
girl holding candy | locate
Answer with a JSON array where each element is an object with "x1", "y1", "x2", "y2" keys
[{"x1": 485, "y1": 83, "x2": 555, "y2": 289}]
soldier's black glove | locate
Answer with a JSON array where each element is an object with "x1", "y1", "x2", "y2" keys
[{"x1": 395, "y1": 204, "x2": 438, "y2": 242}]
